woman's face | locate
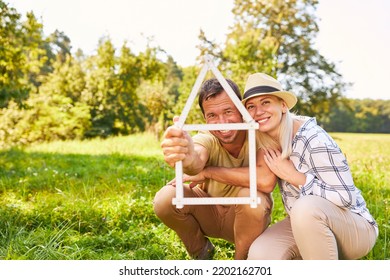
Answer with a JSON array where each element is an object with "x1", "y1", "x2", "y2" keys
[{"x1": 245, "y1": 95, "x2": 287, "y2": 138}]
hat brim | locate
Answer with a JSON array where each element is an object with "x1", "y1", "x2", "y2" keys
[{"x1": 242, "y1": 91, "x2": 297, "y2": 110}]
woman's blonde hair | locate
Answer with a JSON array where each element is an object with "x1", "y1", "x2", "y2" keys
[{"x1": 278, "y1": 110, "x2": 294, "y2": 159}]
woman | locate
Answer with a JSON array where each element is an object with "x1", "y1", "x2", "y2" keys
[{"x1": 243, "y1": 73, "x2": 378, "y2": 260}]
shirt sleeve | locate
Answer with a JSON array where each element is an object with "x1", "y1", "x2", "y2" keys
[
  {"x1": 299, "y1": 137, "x2": 357, "y2": 209},
  {"x1": 193, "y1": 131, "x2": 214, "y2": 150}
]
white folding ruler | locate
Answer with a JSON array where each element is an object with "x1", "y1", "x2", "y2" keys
[{"x1": 172, "y1": 55, "x2": 260, "y2": 208}]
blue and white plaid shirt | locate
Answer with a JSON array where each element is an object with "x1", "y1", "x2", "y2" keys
[{"x1": 279, "y1": 117, "x2": 378, "y2": 235}]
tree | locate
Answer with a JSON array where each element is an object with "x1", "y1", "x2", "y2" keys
[
  {"x1": 323, "y1": 98, "x2": 390, "y2": 133},
  {"x1": 22, "y1": 11, "x2": 53, "y2": 88},
  {"x1": 352, "y1": 99, "x2": 389, "y2": 133},
  {"x1": 155, "y1": 55, "x2": 184, "y2": 133},
  {"x1": 324, "y1": 98, "x2": 355, "y2": 132},
  {"x1": 82, "y1": 38, "x2": 168, "y2": 137},
  {"x1": 0, "y1": 53, "x2": 91, "y2": 147},
  {"x1": 136, "y1": 51, "x2": 178, "y2": 136},
  {"x1": 172, "y1": 65, "x2": 205, "y2": 125},
  {"x1": 48, "y1": 30, "x2": 72, "y2": 64},
  {"x1": 0, "y1": 1, "x2": 29, "y2": 107},
  {"x1": 82, "y1": 37, "x2": 118, "y2": 137},
  {"x1": 197, "y1": 0, "x2": 348, "y2": 122},
  {"x1": 115, "y1": 43, "x2": 143, "y2": 134},
  {"x1": 1, "y1": 2, "x2": 57, "y2": 108}
]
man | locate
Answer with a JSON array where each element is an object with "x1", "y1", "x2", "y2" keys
[{"x1": 153, "y1": 78, "x2": 277, "y2": 260}]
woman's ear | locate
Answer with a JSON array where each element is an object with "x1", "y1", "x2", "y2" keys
[{"x1": 281, "y1": 101, "x2": 288, "y2": 114}]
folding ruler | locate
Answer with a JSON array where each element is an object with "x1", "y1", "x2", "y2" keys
[{"x1": 172, "y1": 55, "x2": 260, "y2": 208}]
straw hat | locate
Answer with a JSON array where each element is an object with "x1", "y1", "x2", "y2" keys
[{"x1": 242, "y1": 73, "x2": 297, "y2": 109}]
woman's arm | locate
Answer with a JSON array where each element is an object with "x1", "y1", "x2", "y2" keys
[{"x1": 299, "y1": 141, "x2": 357, "y2": 208}]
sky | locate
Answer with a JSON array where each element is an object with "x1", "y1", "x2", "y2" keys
[{"x1": 6, "y1": 0, "x2": 390, "y2": 100}]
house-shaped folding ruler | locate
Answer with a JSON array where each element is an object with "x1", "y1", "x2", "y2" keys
[{"x1": 172, "y1": 55, "x2": 260, "y2": 208}]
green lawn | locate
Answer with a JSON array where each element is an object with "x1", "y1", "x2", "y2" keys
[{"x1": 0, "y1": 132, "x2": 388, "y2": 259}]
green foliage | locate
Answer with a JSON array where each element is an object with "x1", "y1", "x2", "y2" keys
[
  {"x1": 0, "y1": 94, "x2": 91, "y2": 148},
  {"x1": 0, "y1": 1, "x2": 30, "y2": 107},
  {"x1": 22, "y1": 11, "x2": 52, "y2": 87},
  {"x1": 0, "y1": 133, "x2": 388, "y2": 260},
  {"x1": 0, "y1": 53, "x2": 91, "y2": 148},
  {"x1": 136, "y1": 55, "x2": 183, "y2": 137},
  {"x1": 82, "y1": 38, "x2": 118, "y2": 137},
  {"x1": 323, "y1": 99, "x2": 390, "y2": 133},
  {"x1": 171, "y1": 65, "x2": 206, "y2": 126}
]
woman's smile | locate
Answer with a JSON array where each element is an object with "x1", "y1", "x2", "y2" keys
[{"x1": 256, "y1": 117, "x2": 270, "y2": 125}]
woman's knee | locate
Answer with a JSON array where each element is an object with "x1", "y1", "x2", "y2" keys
[
  {"x1": 247, "y1": 237, "x2": 269, "y2": 259},
  {"x1": 290, "y1": 195, "x2": 329, "y2": 231},
  {"x1": 247, "y1": 233, "x2": 295, "y2": 260}
]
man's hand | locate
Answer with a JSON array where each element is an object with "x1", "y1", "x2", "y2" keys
[
  {"x1": 161, "y1": 126, "x2": 189, "y2": 167},
  {"x1": 161, "y1": 116, "x2": 197, "y2": 168},
  {"x1": 167, "y1": 171, "x2": 206, "y2": 188}
]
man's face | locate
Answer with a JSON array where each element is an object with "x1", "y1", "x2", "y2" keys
[{"x1": 202, "y1": 91, "x2": 244, "y2": 145}]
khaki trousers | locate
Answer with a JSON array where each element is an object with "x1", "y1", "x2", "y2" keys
[
  {"x1": 248, "y1": 195, "x2": 378, "y2": 260},
  {"x1": 153, "y1": 184, "x2": 273, "y2": 260}
]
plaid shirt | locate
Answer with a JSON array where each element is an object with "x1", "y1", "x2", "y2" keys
[{"x1": 279, "y1": 117, "x2": 378, "y2": 234}]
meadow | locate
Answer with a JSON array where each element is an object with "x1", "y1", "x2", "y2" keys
[{"x1": 0, "y1": 132, "x2": 389, "y2": 260}]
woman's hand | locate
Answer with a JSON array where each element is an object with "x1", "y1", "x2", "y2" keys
[{"x1": 263, "y1": 148, "x2": 306, "y2": 188}]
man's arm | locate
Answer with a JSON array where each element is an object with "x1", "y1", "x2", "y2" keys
[{"x1": 183, "y1": 148, "x2": 277, "y2": 193}]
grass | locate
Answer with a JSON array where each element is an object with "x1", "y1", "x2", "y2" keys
[
  {"x1": 329, "y1": 133, "x2": 390, "y2": 259},
  {"x1": 0, "y1": 132, "x2": 388, "y2": 260}
]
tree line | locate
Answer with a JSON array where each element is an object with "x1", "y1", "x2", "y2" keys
[{"x1": 1, "y1": 0, "x2": 388, "y2": 148}]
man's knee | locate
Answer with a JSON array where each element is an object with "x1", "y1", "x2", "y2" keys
[
  {"x1": 153, "y1": 185, "x2": 176, "y2": 218},
  {"x1": 236, "y1": 189, "x2": 273, "y2": 218}
]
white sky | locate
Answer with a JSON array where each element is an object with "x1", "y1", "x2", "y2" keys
[{"x1": 7, "y1": 0, "x2": 390, "y2": 100}]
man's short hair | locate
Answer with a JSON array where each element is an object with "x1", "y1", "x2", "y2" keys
[{"x1": 198, "y1": 78, "x2": 241, "y2": 115}]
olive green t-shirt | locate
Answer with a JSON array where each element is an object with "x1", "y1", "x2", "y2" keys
[{"x1": 192, "y1": 131, "x2": 260, "y2": 198}]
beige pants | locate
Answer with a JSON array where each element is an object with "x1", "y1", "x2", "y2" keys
[
  {"x1": 248, "y1": 195, "x2": 378, "y2": 260},
  {"x1": 153, "y1": 184, "x2": 273, "y2": 260}
]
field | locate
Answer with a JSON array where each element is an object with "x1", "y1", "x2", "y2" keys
[{"x1": 0, "y1": 132, "x2": 389, "y2": 260}]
